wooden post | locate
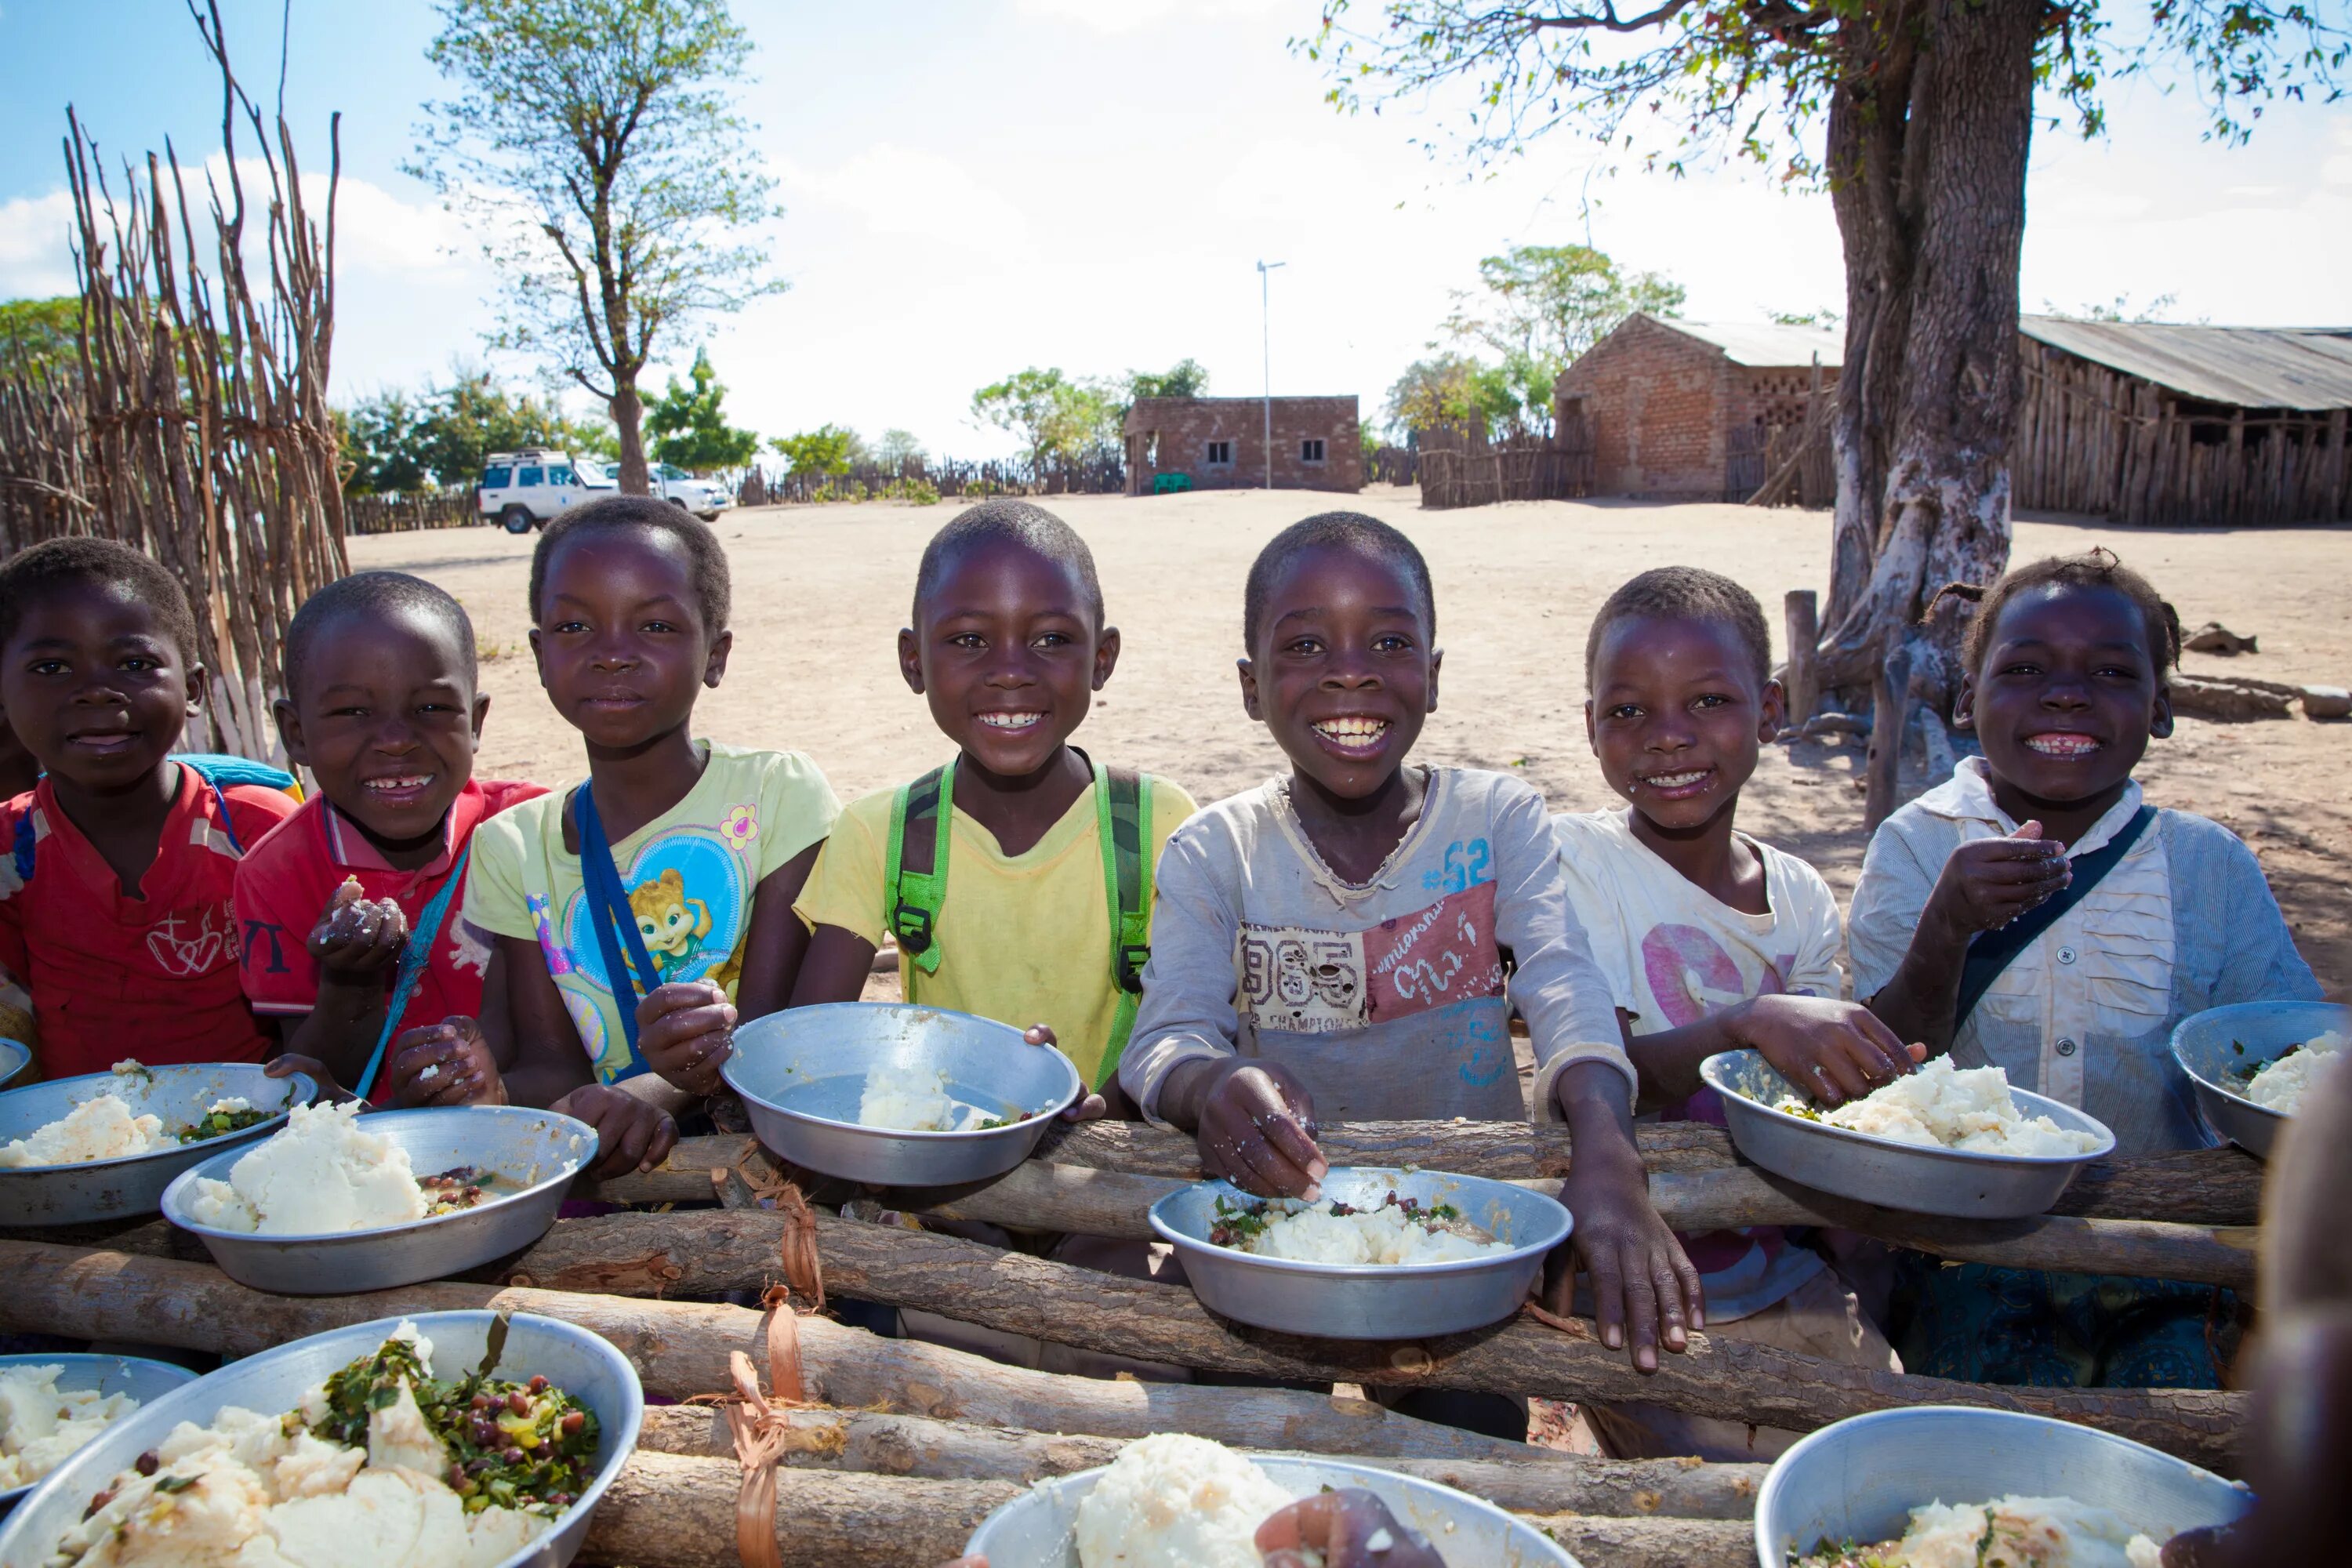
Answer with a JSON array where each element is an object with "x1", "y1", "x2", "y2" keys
[
  {"x1": 1782, "y1": 590, "x2": 1820, "y2": 726},
  {"x1": 1863, "y1": 642, "x2": 1915, "y2": 833}
]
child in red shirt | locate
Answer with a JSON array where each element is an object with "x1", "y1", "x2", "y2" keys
[
  {"x1": 234, "y1": 572, "x2": 548, "y2": 1098},
  {"x1": 0, "y1": 539, "x2": 299, "y2": 1078}
]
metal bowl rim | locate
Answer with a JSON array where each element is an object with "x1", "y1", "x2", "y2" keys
[
  {"x1": 157, "y1": 1104, "x2": 595, "y2": 1245},
  {"x1": 0, "y1": 1352, "x2": 203, "y2": 1508},
  {"x1": 720, "y1": 1002, "x2": 1083, "y2": 1140},
  {"x1": 1147, "y1": 1169, "x2": 1572, "y2": 1279},
  {"x1": 2165, "y1": 1000, "x2": 2346, "y2": 1129},
  {"x1": 1700, "y1": 1050, "x2": 2118, "y2": 1167},
  {"x1": 0, "y1": 1065, "x2": 318, "y2": 1174}
]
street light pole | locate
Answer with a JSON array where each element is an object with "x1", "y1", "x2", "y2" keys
[{"x1": 1257, "y1": 259, "x2": 1285, "y2": 491}]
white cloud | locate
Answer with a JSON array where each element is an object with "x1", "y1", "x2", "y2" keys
[
  {"x1": 0, "y1": 190, "x2": 75, "y2": 297},
  {"x1": 777, "y1": 143, "x2": 1031, "y2": 245}
]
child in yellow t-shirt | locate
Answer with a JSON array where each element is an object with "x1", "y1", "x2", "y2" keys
[{"x1": 787, "y1": 500, "x2": 1193, "y2": 1105}]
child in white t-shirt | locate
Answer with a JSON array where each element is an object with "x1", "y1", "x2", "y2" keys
[{"x1": 1555, "y1": 566, "x2": 1923, "y2": 1460}]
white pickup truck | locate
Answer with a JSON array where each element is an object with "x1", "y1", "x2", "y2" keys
[{"x1": 477, "y1": 449, "x2": 614, "y2": 533}]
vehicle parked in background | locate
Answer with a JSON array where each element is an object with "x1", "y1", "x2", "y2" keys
[
  {"x1": 477, "y1": 449, "x2": 614, "y2": 532},
  {"x1": 595, "y1": 460, "x2": 734, "y2": 521}
]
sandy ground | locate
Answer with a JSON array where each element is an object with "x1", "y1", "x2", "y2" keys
[{"x1": 351, "y1": 488, "x2": 2352, "y2": 993}]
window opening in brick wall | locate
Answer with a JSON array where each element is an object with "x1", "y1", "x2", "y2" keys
[
  {"x1": 1300, "y1": 437, "x2": 1327, "y2": 463},
  {"x1": 1206, "y1": 440, "x2": 1234, "y2": 466}
]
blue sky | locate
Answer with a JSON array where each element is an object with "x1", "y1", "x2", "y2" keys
[{"x1": 4, "y1": 1, "x2": 2347, "y2": 461}]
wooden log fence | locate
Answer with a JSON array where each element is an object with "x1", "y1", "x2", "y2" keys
[
  {"x1": 1415, "y1": 419, "x2": 1594, "y2": 510},
  {"x1": 344, "y1": 486, "x2": 477, "y2": 534},
  {"x1": 742, "y1": 452, "x2": 1125, "y2": 510}
]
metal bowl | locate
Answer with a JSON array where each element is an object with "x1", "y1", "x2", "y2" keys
[
  {"x1": 967, "y1": 1451, "x2": 1581, "y2": 1566},
  {"x1": 1755, "y1": 1406, "x2": 2250, "y2": 1567},
  {"x1": 159, "y1": 1105, "x2": 593, "y2": 1295},
  {"x1": 0, "y1": 1310, "x2": 641, "y2": 1568},
  {"x1": 1149, "y1": 1167, "x2": 1570, "y2": 1341},
  {"x1": 0, "y1": 1063, "x2": 317, "y2": 1227},
  {"x1": 1700, "y1": 1050, "x2": 2115, "y2": 1219},
  {"x1": 2169, "y1": 1000, "x2": 2349, "y2": 1160},
  {"x1": 0, "y1": 1355, "x2": 198, "y2": 1511},
  {"x1": 720, "y1": 1002, "x2": 1080, "y2": 1187},
  {"x1": 0, "y1": 1041, "x2": 27, "y2": 1093}
]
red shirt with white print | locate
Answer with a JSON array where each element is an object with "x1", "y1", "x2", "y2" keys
[
  {"x1": 0, "y1": 764, "x2": 299, "y2": 1080},
  {"x1": 234, "y1": 779, "x2": 546, "y2": 1092}
]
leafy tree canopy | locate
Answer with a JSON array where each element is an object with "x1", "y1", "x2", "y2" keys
[
  {"x1": 971, "y1": 367, "x2": 1120, "y2": 469},
  {"x1": 1443, "y1": 245, "x2": 1682, "y2": 369},
  {"x1": 771, "y1": 423, "x2": 864, "y2": 475},
  {"x1": 875, "y1": 427, "x2": 928, "y2": 469},
  {"x1": 339, "y1": 371, "x2": 616, "y2": 494},
  {"x1": 645, "y1": 348, "x2": 761, "y2": 471},
  {"x1": 1383, "y1": 352, "x2": 1526, "y2": 439},
  {"x1": 1127, "y1": 358, "x2": 1211, "y2": 401},
  {"x1": 0, "y1": 297, "x2": 79, "y2": 382}
]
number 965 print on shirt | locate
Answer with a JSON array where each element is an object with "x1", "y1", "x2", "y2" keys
[{"x1": 1236, "y1": 880, "x2": 1504, "y2": 1034}]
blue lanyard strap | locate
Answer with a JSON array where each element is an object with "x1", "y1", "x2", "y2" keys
[
  {"x1": 575, "y1": 784, "x2": 662, "y2": 1076},
  {"x1": 354, "y1": 840, "x2": 473, "y2": 1102}
]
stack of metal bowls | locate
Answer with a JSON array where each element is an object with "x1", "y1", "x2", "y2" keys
[
  {"x1": 0, "y1": 1063, "x2": 314, "y2": 1227},
  {"x1": 721, "y1": 1002, "x2": 1080, "y2": 1186},
  {"x1": 2169, "y1": 999, "x2": 2349, "y2": 1159}
]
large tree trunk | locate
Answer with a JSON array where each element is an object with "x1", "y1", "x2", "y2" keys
[
  {"x1": 612, "y1": 376, "x2": 651, "y2": 495},
  {"x1": 1817, "y1": 0, "x2": 2038, "y2": 751}
]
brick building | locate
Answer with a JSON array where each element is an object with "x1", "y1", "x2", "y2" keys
[
  {"x1": 1123, "y1": 395, "x2": 1363, "y2": 495},
  {"x1": 1553, "y1": 315, "x2": 1841, "y2": 500}
]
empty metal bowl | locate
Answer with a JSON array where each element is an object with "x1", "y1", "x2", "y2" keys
[
  {"x1": 0, "y1": 1040, "x2": 27, "y2": 1093},
  {"x1": 0, "y1": 1354, "x2": 199, "y2": 1510},
  {"x1": 1700, "y1": 1049, "x2": 2115, "y2": 1219},
  {"x1": 1755, "y1": 1406, "x2": 2249, "y2": 1567},
  {"x1": 2169, "y1": 1000, "x2": 2349, "y2": 1160},
  {"x1": 0, "y1": 1310, "x2": 641, "y2": 1568},
  {"x1": 966, "y1": 1451, "x2": 1581, "y2": 1566},
  {"x1": 721, "y1": 1003, "x2": 1080, "y2": 1186},
  {"x1": 1149, "y1": 1166, "x2": 1571, "y2": 1341},
  {"x1": 160, "y1": 1105, "x2": 593, "y2": 1294},
  {"x1": 0, "y1": 1063, "x2": 316, "y2": 1227}
]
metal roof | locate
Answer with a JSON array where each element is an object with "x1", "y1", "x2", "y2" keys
[
  {"x1": 1642, "y1": 316, "x2": 1844, "y2": 368},
  {"x1": 2020, "y1": 318, "x2": 2352, "y2": 411}
]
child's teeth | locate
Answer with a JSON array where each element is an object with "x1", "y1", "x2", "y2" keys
[
  {"x1": 979, "y1": 713, "x2": 1040, "y2": 729},
  {"x1": 1650, "y1": 771, "x2": 1708, "y2": 787},
  {"x1": 1314, "y1": 717, "x2": 1387, "y2": 741}
]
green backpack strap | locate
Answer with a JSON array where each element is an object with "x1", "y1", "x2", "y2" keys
[
  {"x1": 1093, "y1": 763, "x2": 1153, "y2": 1087},
  {"x1": 884, "y1": 761, "x2": 954, "y2": 977}
]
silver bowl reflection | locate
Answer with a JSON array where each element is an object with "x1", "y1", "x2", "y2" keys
[
  {"x1": 1755, "y1": 1406, "x2": 2249, "y2": 1567},
  {"x1": 0, "y1": 1041, "x2": 27, "y2": 1093},
  {"x1": 721, "y1": 1003, "x2": 1080, "y2": 1186},
  {"x1": 966, "y1": 1451, "x2": 1581, "y2": 1566},
  {"x1": 0, "y1": 1355, "x2": 199, "y2": 1511},
  {"x1": 1149, "y1": 1167, "x2": 1570, "y2": 1341},
  {"x1": 0, "y1": 1064, "x2": 316, "y2": 1227},
  {"x1": 161, "y1": 1105, "x2": 593, "y2": 1294},
  {"x1": 0, "y1": 1310, "x2": 642, "y2": 1568},
  {"x1": 2169, "y1": 1000, "x2": 2348, "y2": 1160},
  {"x1": 1700, "y1": 1049, "x2": 2114, "y2": 1219}
]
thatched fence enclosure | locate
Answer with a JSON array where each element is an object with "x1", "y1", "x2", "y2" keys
[{"x1": 1415, "y1": 416, "x2": 1595, "y2": 510}]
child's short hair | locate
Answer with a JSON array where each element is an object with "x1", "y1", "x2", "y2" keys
[
  {"x1": 1243, "y1": 512, "x2": 1434, "y2": 652},
  {"x1": 528, "y1": 495, "x2": 731, "y2": 633},
  {"x1": 282, "y1": 571, "x2": 477, "y2": 701},
  {"x1": 913, "y1": 499, "x2": 1103, "y2": 626},
  {"x1": 0, "y1": 537, "x2": 198, "y2": 659},
  {"x1": 1937, "y1": 548, "x2": 2182, "y2": 676},
  {"x1": 1584, "y1": 566, "x2": 1772, "y2": 689}
]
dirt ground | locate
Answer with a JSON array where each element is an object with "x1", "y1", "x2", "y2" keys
[{"x1": 350, "y1": 488, "x2": 2352, "y2": 994}]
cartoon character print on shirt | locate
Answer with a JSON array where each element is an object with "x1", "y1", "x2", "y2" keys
[{"x1": 628, "y1": 867, "x2": 713, "y2": 981}]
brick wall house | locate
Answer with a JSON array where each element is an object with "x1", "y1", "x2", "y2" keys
[
  {"x1": 1552, "y1": 315, "x2": 1841, "y2": 501},
  {"x1": 1123, "y1": 395, "x2": 1363, "y2": 495}
]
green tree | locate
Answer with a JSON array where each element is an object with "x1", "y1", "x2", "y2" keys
[
  {"x1": 971, "y1": 367, "x2": 1118, "y2": 471},
  {"x1": 875, "y1": 427, "x2": 927, "y2": 470},
  {"x1": 771, "y1": 424, "x2": 861, "y2": 476},
  {"x1": 1305, "y1": 2, "x2": 2346, "y2": 720},
  {"x1": 1383, "y1": 353, "x2": 1530, "y2": 441},
  {"x1": 410, "y1": 0, "x2": 782, "y2": 495},
  {"x1": 645, "y1": 349, "x2": 761, "y2": 471},
  {"x1": 339, "y1": 371, "x2": 618, "y2": 494},
  {"x1": 1127, "y1": 358, "x2": 1210, "y2": 401},
  {"x1": 1443, "y1": 245, "x2": 1682, "y2": 375},
  {"x1": 0, "y1": 297, "x2": 80, "y2": 381}
]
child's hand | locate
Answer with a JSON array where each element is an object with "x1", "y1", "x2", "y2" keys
[
  {"x1": 552, "y1": 1083, "x2": 678, "y2": 1178},
  {"x1": 1257, "y1": 1490, "x2": 1448, "y2": 1568},
  {"x1": 384, "y1": 1018, "x2": 506, "y2": 1107},
  {"x1": 1022, "y1": 1024, "x2": 1106, "y2": 1122},
  {"x1": 636, "y1": 981, "x2": 738, "y2": 1097},
  {"x1": 1927, "y1": 820, "x2": 2071, "y2": 938},
  {"x1": 264, "y1": 1052, "x2": 354, "y2": 1105},
  {"x1": 1198, "y1": 1062, "x2": 1326, "y2": 1199},
  {"x1": 308, "y1": 880, "x2": 409, "y2": 983},
  {"x1": 1736, "y1": 995, "x2": 1927, "y2": 1105},
  {"x1": 1548, "y1": 1148, "x2": 1703, "y2": 1373}
]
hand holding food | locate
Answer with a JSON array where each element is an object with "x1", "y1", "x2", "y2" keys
[
  {"x1": 1197, "y1": 1061, "x2": 1326, "y2": 1200},
  {"x1": 1258, "y1": 1488, "x2": 1449, "y2": 1568},
  {"x1": 1926, "y1": 819, "x2": 2071, "y2": 937},
  {"x1": 1737, "y1": 993, "x2": 1927, "y2": 1105},
  {"x1": 635, "y1": 980, "x2": 737, "y2": 1097},
  {"x1": 551, "y1": 1083, "x2": 677, "y2": 1179},
  {"x1": 387, "y1": 1018, "x2": 506, "y2": 1108},
  {"x1": 309, "y1": 876, "x2": 410, "y2": 982}
]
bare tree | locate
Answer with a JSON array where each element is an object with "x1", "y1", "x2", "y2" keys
[{"x1": 408, "y1": 0, "x2": 782, "y2": 493}]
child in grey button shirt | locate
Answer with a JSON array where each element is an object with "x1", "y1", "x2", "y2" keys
[{"x1": 1122, "y1": 513, "x2": 1701, "y2": 1372}]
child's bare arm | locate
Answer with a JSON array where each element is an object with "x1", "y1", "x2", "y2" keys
[
  {"x1": 281, "y1": 883, "x2": 408, "y2": 1087},
  {"x1": 788, "y1": 924, "x2": 877, "y2": 1007},
  {"x1": 1159, "y1": 1056, "x2": 1326, "y2": 1198},
  {"x1": 493, "y1": 935, "x2": 596, "y2": 1109},
  {"x1": 1544, "y1": 1058, "x2": 1702, "y2": 1371},
  {"x1": 733, "y1": 843, "x2": 824, "y2": 1020},
  {"x1": 1866, "y1": 822, "x2": 2070, "y2": 1051},
  {"x1": 1627, "y1": 999, "x2": 1921, "y2": 1107}
]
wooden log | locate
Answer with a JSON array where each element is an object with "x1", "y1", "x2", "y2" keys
[
  {"x1": 587, "y1": 1127, "x2": 2266, "y2": 1226},
  {"x1": 633, "y1": 1405, "x2": 1769, "y2": 1519},
  {"x1": 1783, "y1": 589, "x2": 1820, "y2": 724},
  {"x1": 1863, "y1": 643, "x2": 1915, "y2": 834},
  {"x1": 577, "y1": 1450, "x2": 1758, "y2": 1568},
  {"x1": 0, "y1": 1243, "x2": 1532, "y2": 1462}
]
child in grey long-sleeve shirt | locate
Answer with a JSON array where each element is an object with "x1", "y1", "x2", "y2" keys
[{"x1": 1123, "y1": 512, "x2": 1702, "y2": 1373}]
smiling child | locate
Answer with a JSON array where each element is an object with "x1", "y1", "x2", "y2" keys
[
  {"x1": 232, "y1": 572, "x2": 546, "y2": 1097},
  {"x1": 782, "y1": 501, "x2": 1196, "y2": 1103},
  {"x1": 1851, "y1": 549, "x2": 2318, "y2": 1386},
  {"x1": 426, "y1": 496, "x2": 840, "y2": 1176},
  {"x1": 0, "y1": 539, "x2": 299, "y2": 1076},
  {"x1": 1122, "y1": 513, "x2": 1700, "y2": 1377}
]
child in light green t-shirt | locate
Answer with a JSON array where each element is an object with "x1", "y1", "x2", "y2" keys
[{"x1": 786, "y1": 501, "x2": 1193, "y2": 1105}]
